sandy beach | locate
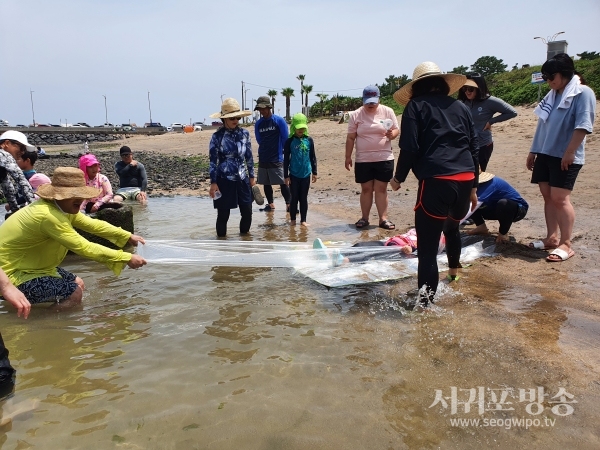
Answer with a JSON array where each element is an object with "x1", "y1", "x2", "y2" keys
[{"x1": 34, "y1": 104, "x2": 600, "y2": 446}]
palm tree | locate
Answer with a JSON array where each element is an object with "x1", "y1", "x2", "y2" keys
[
  {"x1": 296, "y1": 75, "x2": 305, "y2": 107},
  {"x1": 315, "y1": 93, "x2": 329, "y2": 116},
  {"x1": 267, "y1": 89, "x2": 278, "y2": 112},
  {"x1": 281, "y1": 87, "x2": 295, "y2": 121},
  {"x1": 303, "y1": 85, "x2": 313, "y2": 115}
]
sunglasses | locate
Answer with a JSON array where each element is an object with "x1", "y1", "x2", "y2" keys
[
  {"x1": 541, "y1": 72, "x2": 557, "y2": 82},
  {"x1": 228, "y1": 117, "x2": 241, "y2": 121},
  {"x1": 462, "y1": 86, "x2": 476, "y2": 93},
  {"x1": 9, "y1": 140, "x2": 26, "y2": 152}
]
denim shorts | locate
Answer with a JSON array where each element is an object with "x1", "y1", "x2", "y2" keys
[{"x1": 17, "y1": 267, "x2": 79, "y2": 304}]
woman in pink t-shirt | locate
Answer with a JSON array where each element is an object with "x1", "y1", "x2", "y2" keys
[{"x1": 345, "y1": 85, "x2": 399, "y2": 230}]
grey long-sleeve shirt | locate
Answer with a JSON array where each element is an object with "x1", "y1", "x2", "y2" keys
[
  {"x1": 114, "y1": 160, "x2": 148, "y2": 191},
  {"x1": 462, "y1": 96, "x2": 517, "y2": 147}
]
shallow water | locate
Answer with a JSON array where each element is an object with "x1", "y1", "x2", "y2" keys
[{"x1": 1, "y1": 197, "x2": 599, "y2": 449}]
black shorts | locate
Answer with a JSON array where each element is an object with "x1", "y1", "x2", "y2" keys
[
  {"x1": 214, "y1": 178, "x2": 252, "y2": 210},
  {"x1": 354, "y1": 160, "x2": 394, "y2": 184},
  {"x1": 531, "y1": 153, "x2": 582, "y2": 191}
]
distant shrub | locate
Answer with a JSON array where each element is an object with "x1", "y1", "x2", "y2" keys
[{"x1": 487, "y1": 58, "x2": 599, "y2": 105}]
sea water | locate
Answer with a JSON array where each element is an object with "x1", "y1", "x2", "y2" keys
[{"x1": 1, "y1": 197, "x2": 598, "y2": 449}]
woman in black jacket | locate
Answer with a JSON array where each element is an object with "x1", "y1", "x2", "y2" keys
[{"x1": 390, "y1": 62, "x2": 479, "y2": 306}]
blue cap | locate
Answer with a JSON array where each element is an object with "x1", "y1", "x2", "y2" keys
[{"x1": 362, "y1": 85, "x2": 380, "y2": 105}]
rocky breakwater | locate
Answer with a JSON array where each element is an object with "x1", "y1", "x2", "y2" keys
[
  {"x1": 27, "y1": 132, "x2": 122, "y2": 146},
  {"x1": 35, "y1": 150, "x2": 210, "y2": 196}
]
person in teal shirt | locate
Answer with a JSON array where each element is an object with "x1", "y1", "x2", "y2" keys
[{"x1": 283, "y1": 113, "x2": 317, "y2": 226}]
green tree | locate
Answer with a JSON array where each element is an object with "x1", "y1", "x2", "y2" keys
[
  {"x1": 383, "y1": 75, "x2": 397, "y2": 95},
  {"x1": 267, "y1": 89, "x2": 278, "y2": 112},
  {"x1": 470, "y1": 56, "x2": 507, "y2": 77},
  {"x1": 303, "y1": 85, "x2": 313, "y2": 115},
  {"x1": 296, "y1": 75, "x2": 305, "y2": 107},
  {"x1": 281, "y1": 87, "x2": 295, "y2": 121},
  {"x1": 577, "y1": 51, "x2": 600, "y2": 60},
  {"x1": 315, "y1": 93, "x2": 329, "y2": 116},
  {"x1": 450, "y1": 65, "x2": 469, "y2": 75}
]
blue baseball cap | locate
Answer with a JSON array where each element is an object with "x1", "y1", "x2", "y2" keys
[{"x1": 362, "y1": 85, "x2": 380, "y2": 105}]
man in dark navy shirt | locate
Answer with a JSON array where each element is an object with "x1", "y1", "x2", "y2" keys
[{"x1": 254, "y1": 96, "x2": 291, "y2": 212}]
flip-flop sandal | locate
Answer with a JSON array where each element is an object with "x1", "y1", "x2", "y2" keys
[
  {"x1": 546, "y1": 248, "x2": 575, "y2": 262},
  {"x1": 252, "y1": 185, "x2": 264, "y2": 205},
  {"x1": 379, "y1": 219, "x2": 396, "y2": 230},
  {"x1": 355, "y1": 218, "x2": 369, "y2": 228}
]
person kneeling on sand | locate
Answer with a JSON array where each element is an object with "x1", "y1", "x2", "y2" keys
[
  {"x1": 466, "y1": 171, "x2": 528, "y2": 244},
  {"x1": 0, "y1": 167, "x2": 147, "y2": 308},
  {"x1": 113, "y1": 146, "x2": 148, "y2": 204}
]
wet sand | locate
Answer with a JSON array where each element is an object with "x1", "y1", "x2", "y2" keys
[{"x1": 39, "y1": 105, "x2": 600, "y2": 447}]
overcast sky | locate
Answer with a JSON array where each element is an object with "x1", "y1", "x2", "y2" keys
[{"x1": 2, "y1": 0, "x2": 599, "y2": 126}]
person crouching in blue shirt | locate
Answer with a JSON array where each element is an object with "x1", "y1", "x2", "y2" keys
[{"x1": 467, "y1": 171, "x2": 528, "y2": 244}]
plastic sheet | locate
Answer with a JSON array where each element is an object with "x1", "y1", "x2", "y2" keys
[{"x1": 137, "y1": 240, "x2": 497, "y2": 287}]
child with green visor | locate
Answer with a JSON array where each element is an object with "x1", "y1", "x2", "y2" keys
[{"x1": 283, "y1": 113, "x2": 318, "y2": 226}]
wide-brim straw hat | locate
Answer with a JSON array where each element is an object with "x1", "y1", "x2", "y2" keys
[
  {"x1": 209, "y1": 98, "x2": 252, "y2": 119},
  {"x1": 37, "y1": 167, "x2": 101, "y2": 200},
  {"x1": 393, "y1": 62, "x2": 467, "y2": 106},
  {"x1": 463, "y1": 79, "x2": 479, "y2": 88},
  {"x1": 478, "y1": 171, "x2": 495, "y2": 183}
]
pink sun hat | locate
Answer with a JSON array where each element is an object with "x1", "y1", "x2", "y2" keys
[
  {"x1": 29, "y1": 173, "x2": 51, "y2": 192},
  {"x1": 78, "y1": 154, "x2": 100, "y2": 173}
]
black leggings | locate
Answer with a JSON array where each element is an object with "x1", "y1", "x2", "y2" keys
[
  {"x1": 216, "y1": 204, "x2": 252, "y2": 237},
  {"x1": 414, "y1": 178, "x2": 473, "y2": 301},
  {"x1": 289, "y1": 175, "x2": 310, "y2": 222},
  {"x1": 264, "y1": 184, "x2": 291, "y2": 205},
  {"x1": 471, "y1": 199, "x2": 527, "y2": 235},
  {"x1": 478, "y1": 143, "x2": 494, "y2": 172}
]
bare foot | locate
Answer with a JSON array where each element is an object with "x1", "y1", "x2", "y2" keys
[
  {"x1": 300, "y1": 222, "x2": 309, "y2": 227},
  {"x1": 466, "y1": 224, "x2": 489, "y2": 236},
  {"x1": 0, "y1": 398, "x2": 40, "y2": 426},
  {"x1": 290, "y1": 220, "x2": 296, "y2": 226}
]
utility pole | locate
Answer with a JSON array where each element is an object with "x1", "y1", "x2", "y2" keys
[
  {"x1": 30, "y1": 89, "x2": 35, "y2": 126},
  {"x1": 241, "y1": 81, "x2": 245, "y2": 122},
  {"x1": 147, "y1": 91, "x2": 152, "y2": 124},
  {"x1": 102, "y1": 95, "x2": 108, "y2": 125},
  {"x1": 244, "y1": 88, "x2": 250, "y2": 123}
]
